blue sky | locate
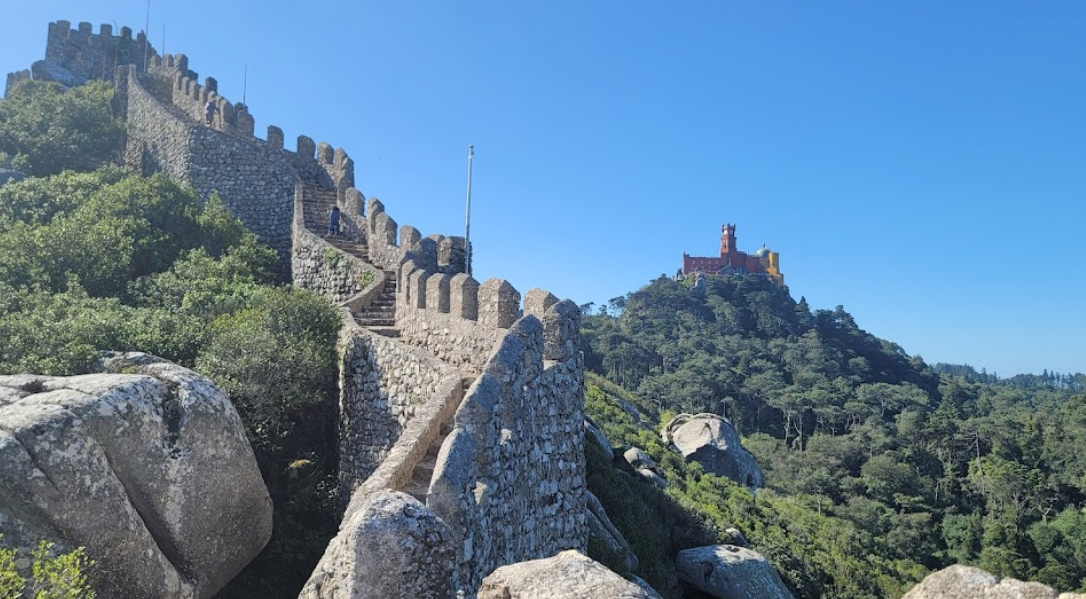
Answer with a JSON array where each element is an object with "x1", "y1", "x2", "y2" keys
[{"x1": 3, "y1": 2, "x2": 1084, "y2": 376}]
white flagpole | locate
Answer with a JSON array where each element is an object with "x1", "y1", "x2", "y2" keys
[
  {"x1": 465, "y1": 144, "x2": 474, "y2": 276},
  {"x1": 143, "y1": 0, "x2": 151, "y2": 71}
]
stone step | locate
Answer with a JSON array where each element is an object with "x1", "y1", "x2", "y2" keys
[
  {"x1": 401, "y1": 422, "x2": 456, "y2": 505},
  {"x1": 355, "y1": 311, "x2": 394, "y2": 318},
  {"x1": 360, "y1": 314, "x2": 394, "y2": 321},
  {"x1": 355, "y1": 319, "x2": 395, "y2": 327},
  {"x1": 403, "y1": 481, "x2": 429, "y2": 503},
  {"x1": 412, "y1": 459, "x2": 436, "y2": 481},
  {"x1": 325, "y1": 240, "x2": 364, "y2": 249}
]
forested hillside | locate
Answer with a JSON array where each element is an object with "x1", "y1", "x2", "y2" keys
[
  {"x1": 583, "y1": 274, "x2": 1086, "y2": 598},
  {"x1": 0, "y1": 80, "x2": 340, "y2": 598}
]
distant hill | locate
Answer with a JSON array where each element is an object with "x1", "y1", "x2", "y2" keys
[
  {"x1": 583, "y1": 272, "x2": 1086, "y2": 599},
  {"x1": 935, "y1": 362, "x2": 1086, "y2": 390}
]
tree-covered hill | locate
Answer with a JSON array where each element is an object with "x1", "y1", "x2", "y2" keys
[
  {"x1": 584, "y1": 275, "x2": 939, "y2": 444},
  {"x1": 583, "y1": 274, "x2": 1086, "y2": 598},
  {"x1": 0, "y1": 81, "x2": 341, "y2": 598}
]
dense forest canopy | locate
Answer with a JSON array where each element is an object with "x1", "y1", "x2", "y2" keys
[{"x1": 583, "y1": 274, "x2": 1086, "y2": 598}]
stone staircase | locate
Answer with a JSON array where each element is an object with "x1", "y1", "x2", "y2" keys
[
  {"x1": 302, "y1": 185, "x2": 340, "y2": 233},
  {"x1": 353, "y1": 269, "x2": 398, "y2": 337},
  {"x1": 400, "y1": 377, "x2": 475, "y2": 502},
  {"x1": 301, "y1": 182, "x2": 475, "y2": 505},
  {"x1": 300, "y1": 182, "x2": 401, "y2": 338}
]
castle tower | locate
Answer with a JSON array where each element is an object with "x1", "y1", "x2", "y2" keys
[{"x1": 719, "y1": 223, "x2": 738, "y2": 262}]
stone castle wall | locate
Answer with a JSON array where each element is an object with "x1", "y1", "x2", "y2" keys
[
  {"x1": 120, "y1": 66, "x2": 193, "y2": 184},
  {"x1": 337, "y1": 322, "x2": 462, "y2": 500},
  {"x1": 120, "y1": 64, "x2": 297, "y2": 267},
  {"x1": 429, "y1": 303, "x2": 586, "y2": 596},
  {"x1": 15, "y1": 20, "x2": 587, "y2": 599},
  {"x1": 364, "y1": 197, "x2": 468, "y2": 275},
  {"x1": 46, "y1": 21, "x2": 156, "y2": 83},
  {"x1": 63, "y1": 25, "x2": 360, "y2": 274},
  {"x1": 395, "y1": 262, "x2": 522, "y2": 373}
]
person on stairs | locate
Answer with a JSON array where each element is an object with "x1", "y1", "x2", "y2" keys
[
  {"x1": 204, "y1": 99, "x2": 218, "y2": 125},
  {"x1": 328, "y1": 205, "x2": 341, "y2": 237}
]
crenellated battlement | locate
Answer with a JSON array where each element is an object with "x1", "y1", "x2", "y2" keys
[
  {"x1": 42, "y1": 20, "x2": 158, "y2": 85},
  {"x1": 16, "y1": 20, "x2": 585, "y2": 599},
  {"x1": 428, "y1": 307, "x2": 585, "y2": 593},
  {"x1": 394, "y1": 254, "x2": 580, "y2": 375},
  {"x1": 362, "y1": 197, "x2": 468, "y2": 275},
  {"x1": 135, "y1": 43, "x2": 358, "y2": 197}
]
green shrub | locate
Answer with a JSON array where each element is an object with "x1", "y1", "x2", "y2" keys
[
  {"x1": 29, "y1": 542, "x2": 95, "y2": 599},
  {"x1": 0, "y1": 79, "x2": 124, "y2": 177},
  {"x1": 0, "y1": 538, "x2": 95, "y2": 599}
]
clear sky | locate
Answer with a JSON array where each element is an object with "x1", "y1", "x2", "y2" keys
[{"x1": 3, "y1": 2, "x2": 1084, "y2": 377}]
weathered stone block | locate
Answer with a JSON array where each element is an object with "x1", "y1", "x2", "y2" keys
[
  {"x1": 450, "y1": 274, "x2": 479, "y2": 321},
  {"x1": 478, "y1": 278, "x2": 521, "y2": 329},
  {"x1": 676, "y1": 545, "x2": 795, "y2": 599},
  {"x1": 427, "y1": 273, "x2": 451, "y2": 314},
  {"x1": 542, "y1": 299, "x2": 581, "y2": 362},
  {"x1": 478, "y1": 551, "x2": 657, "y2": 599},
  {"x1": 400, "y1": 225, "x2": 422, "y2": 252},
  {"x1": 416, "y1": 237, "x2": 438, "y2": 272},
  {"x1": 0, "y1": 353, "x2": 272, "y2": 599},
  {"x1": 409, "y1": 269, "x2": 429, "y2": 309},
  {"x1": 267, "y1": 125, "x2": 284, "y2": 150},
  {"x1": 300, "y1": 491, "x2": 456, "y2": 599},
  {"x1": 297, "y1": 135, "x2": 316, "y2": 159},
  {"x1": 524, "y1": 288, "x2": 559, "y2": 320},
  {"x1": 317, "y1": 141, "x2": 334, "y2": 164},
  {"x1": 374, "y1": 212, "x2": 397, "y2": 247}
]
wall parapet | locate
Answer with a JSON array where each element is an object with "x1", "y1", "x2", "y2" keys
[
  {"x1": 138, "y1": 45, "x2": 357, "y2": 198},
  {"x1": 42, "y1": 20, "x2": 157, "y2": 83},
  {"x1": 395, "y1": 256, "x2": 580, "y2": 374},
  {"x1": 427, "y1": 311, "x2": 586, "y2": 596},
  {"x1": 299, "y1": 315, "x2": 463, "y2": 599},
  {"x1": 335, "y1": 318, "x2": 463, "y2": 502},
  {"x1": 120, "y1": 64, "x2": 299, "y2": 271},
  {"x1": 364, "y1": 197, "x2": 468, "y2": 276}
]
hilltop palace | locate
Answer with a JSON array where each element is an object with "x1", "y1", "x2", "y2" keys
[{"x1": 682, "y1": 223, "x2": 784, "y2": 287}]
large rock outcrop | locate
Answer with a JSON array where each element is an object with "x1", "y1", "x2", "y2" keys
[
  {"x1": 300, "y1": 490, "x2": 456, "y2": 599},
  {"x1": 901, "y1": 565, "x2": 1086, "y2": 599},
  {"x1": 585, "y1": 490, "x2": 637, "y2": 572},
  {"x1": 477, "y1": 550, "x2": 660, "y2": 599},
  {"x1": 0, "y1": 352, "x2": 272, "y2": 599},
  {"x1": 663, "y1": 413, "x2": 764, "y2": 488},
  {"x1": 30, "y1": 59, "x2": 88, "y2": 88},
  {"x1": 675, "y1": 545, "x2": 795, "y2": 599}
]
